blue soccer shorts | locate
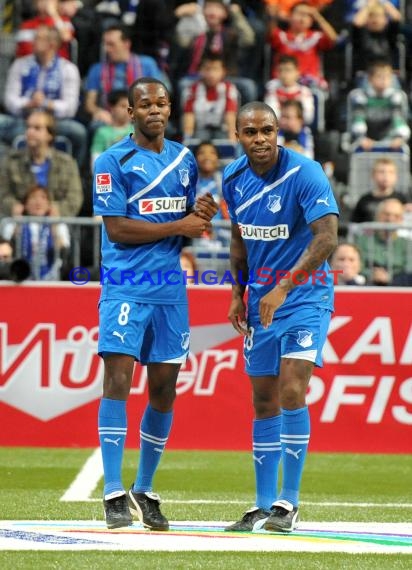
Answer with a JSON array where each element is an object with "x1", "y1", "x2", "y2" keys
[
  {"x1": 244, "y1": 307, "x2": 332, "y2": 376},
  {"x1": 98, "y1": 299, "x2": 190, "y2": 364}
]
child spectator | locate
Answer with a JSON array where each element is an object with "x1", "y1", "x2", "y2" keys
[
  {"x1": 195, "y1": 141, "x2": 224, "y2": 213},
  {"x1": 268, "y1": 1, "x2": 337, "y2": 89},
  {"x1": 182, "y1": 54, "x2": 239, "y2": 142},
  {"x1": 349, "y1": 59, "x2": 410, "y2": 150},
  {"x1": 194, "y1": 141, "x2": 230, "y2": 246},
  {"x1": 351, "y1": 157, "x2": 410, "y2": 222},
  {"x1": 351, "y1": 0, "x2": 403, "y2": 74},
  {"x1": 2, "y1": 185, "x2": 70, "y2": 280},
  {"x1": 330, "y1": 242, "x2": 366, "y2": 285},
  {"x1": 264, "y1": 55, "x2": 315, "y2": 126},
  {"x1": 277, "y1": 99, "x2": 314, "y2": 158},
  {"x1": 90, "y1": 89, "x2": 131, "y2": 167},
  {"x1": 344, "y1": 0, "x2": 400, "y2": 24}
]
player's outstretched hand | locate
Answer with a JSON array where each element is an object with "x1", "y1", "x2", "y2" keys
[
  {"x1": 180, "y1": 213, "x2": 212, "y2": 238},
  {"x1": 259, "y1": 286, "x2": 287, "y2": 329},
  {"x1": 195, "y1": 192, "x2": 219, "y2": 221},
  {"x1": 228, "y1": 297, "x2": 248, "y2": 336}
]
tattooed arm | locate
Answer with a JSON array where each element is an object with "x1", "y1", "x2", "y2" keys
[
  {"x1": 280, "y1": 214, "x2": 338, "y2": 290},
  {"x1": 259, "y1": 214, "x2": 338, "y2": 328}
]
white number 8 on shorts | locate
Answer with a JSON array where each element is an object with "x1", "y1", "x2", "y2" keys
[
  {"x1": 118, "y1": 302, "x2": 131, "y2": 326},
  {"x1": 244, "y1": 326, "x2": 255, "y2": 352}
]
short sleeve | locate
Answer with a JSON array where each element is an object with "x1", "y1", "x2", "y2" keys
[
  {"x1": 93, "y1": 153, "x2": 128, "y2": 216},
  {"x1": 296, "y1": 161, "x2": 339, "y2": 225}
]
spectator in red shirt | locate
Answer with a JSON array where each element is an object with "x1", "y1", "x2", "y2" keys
[
  {"x1": 264, "y1": 54, "x2": 315, "y2": 125},
  {"x1": 15, "y1": 0, "x2": 74, "y2": 60},
  {"x1": 182, "y1": 53, "x2": 239, "y2": 142},
  {"x1": 268, "y1": 1, "x2": 337, "y2": 89}
]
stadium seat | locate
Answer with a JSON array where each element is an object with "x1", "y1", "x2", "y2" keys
[
  {"x1": 12, "y1": 133, "x2": 73, "y2": 155},
  {"x1": 345, "y1": 84, "x2": 409, "y2": 134},
  {"x1": 340, "y1": 85, "x2": 410, "y2": 156}
]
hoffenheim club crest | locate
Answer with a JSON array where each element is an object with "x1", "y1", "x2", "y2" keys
[
  {"x1": 267, "y1": 194, "x2": 281, "y2": 213},
  {"x1": 181, "y1": 332, "x2": 190, "y2": 350},
  {"x1": 179, "y1": 169, "x2": 190, "y2": 187},
  {"x1": 297, "y1": 330, "x2": 313, "y2": 348}
]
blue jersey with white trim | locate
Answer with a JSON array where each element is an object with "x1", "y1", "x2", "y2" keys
[
  {"x1": 222, "y1": 146, "x2": 339, "y2": 320},
  {"x1": 93, "y1": 135, "x2": 197, "y2": 304}
]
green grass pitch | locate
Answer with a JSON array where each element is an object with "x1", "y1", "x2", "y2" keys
[{"x1": 0, "y1": 448, "x2": 410, "y2": 569}]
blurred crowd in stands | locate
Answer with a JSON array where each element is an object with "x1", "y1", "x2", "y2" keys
[{"x1": 0, "y1": 0, "x2": 412, "y2": 285}]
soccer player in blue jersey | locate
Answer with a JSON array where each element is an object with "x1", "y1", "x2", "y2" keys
[
  {"x1": 223, "y1": 101, "x2": 339, "y2": 532},
  {"x1": 93, "y1": 77, "x2": 218, "y2": 530}
]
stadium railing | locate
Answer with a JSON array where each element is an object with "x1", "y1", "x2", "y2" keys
[
  {"x1": 12, "y1": 133, "x2": 73, "y2": 155},
  {"x1": 0, "y1": 216, "x2": 233, "y2": 280},
  {"x1": 7, "y1": 218, "x2": 407, "y2": 284},
  {"x1": 0, "y1": 216, "x2": 102, "y2": 280}
]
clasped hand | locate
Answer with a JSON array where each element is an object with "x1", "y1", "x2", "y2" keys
[{"x1": 194, "y1": 192, "x2": 219, "y2": 222}]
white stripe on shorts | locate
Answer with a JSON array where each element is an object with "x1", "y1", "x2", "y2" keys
[
  {"x1": 161, "y1": 352, "x2": 188, "y2": 364},
  {"x1": 281, "y1": 349, "x2": 317, "y2": 362}
]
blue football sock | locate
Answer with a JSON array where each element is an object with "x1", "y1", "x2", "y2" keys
[
  {"x1": 253, "y1": 415, "x2": 282, "y2": 510},
  {"x1": 134, "y1": 404, "x2": 173, "y2": 493},
  {"x1": 98, "y1": 398, "x2": 127, "y2": 499},
  {"x1": 278, "y1": 406, "x2": 310, "y2": 508}
]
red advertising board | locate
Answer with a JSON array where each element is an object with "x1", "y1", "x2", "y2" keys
[{"x1": 1, "y1": 284, "x2": 411, "y2": 453}]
